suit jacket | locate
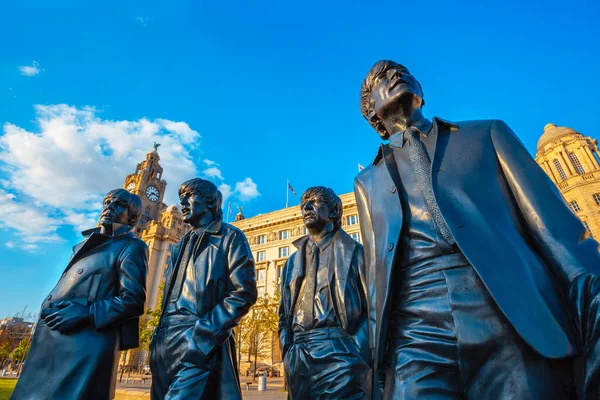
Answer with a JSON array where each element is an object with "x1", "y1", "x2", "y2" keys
[
  {"x1": 12, "y1": 223, "x2": 148, "y2": 400},
  {"x1": 157, "y1": 220, "x2": 257, "y2": 400},
  {"x1": 278, "y1": 229, "x2": 371, "y2": 364},
  {"x1": 354, "y1": 118, "x2": 600, "y2": 375}
]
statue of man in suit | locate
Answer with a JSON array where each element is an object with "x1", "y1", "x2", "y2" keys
[
  {"x1": 150, "y1": 178, "x2": 257, "y2": 400},
  {"x1": 279, "y1": 186, "x2": 371, "y2": 399},
  {"x1": 12, "y1": 188, "x2": 148, "y2": 400},
  {"x1": 355, "y1": 60, "x2": 600, "y2": 399}
]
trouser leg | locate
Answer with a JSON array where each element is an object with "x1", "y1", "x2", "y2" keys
[
  {"x1": 385, "y1": 268, "x2": 463, "y2": 399},
  {"x1": 445, "y1": 266, "x2": 574, "y2": 400},
  {"x1": 150, "y1": 323, "x2": 216, "y2": 400},
  {"x1": 285, "y1": 342, "x2": 311, "y2": 400},
  {"x1": 310, "y1": 337, "x2": 370, "y2": 399}
]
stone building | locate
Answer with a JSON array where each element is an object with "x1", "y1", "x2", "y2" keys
[{"x1": 535, "y1": 123, "x2": 600, "y2": 238}]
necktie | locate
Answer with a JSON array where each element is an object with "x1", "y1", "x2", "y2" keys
[
  {"x1": 405, "y1": 127, "x2": 454, "y2": 242},
  {"x1": 167, "y1": 233, "x2": 199, "y2": 303},
  {"x1": 301, "y1": 243, "x2": 319, "y2": 330}
]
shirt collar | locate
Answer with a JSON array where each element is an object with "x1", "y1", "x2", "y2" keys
[
  {"x1": 388, "y1": 118, "x2": 434, "y2": 148},
  {"x1": 189, "y1": 219, "x2": 222, "y2": 238},
  {"x1": 81, "y1": 223, "x2": 134, "y2": 238},
  {"x1": 307, "y1": 229, "x2": 336, "y2": 252}
]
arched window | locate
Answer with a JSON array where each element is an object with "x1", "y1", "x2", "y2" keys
[
  {"x1": 553, "y1": 159, "x2": 567, "y2": 181},
  {"x1": 568, "y1": 152, "x2": 585, "y2": 174}
]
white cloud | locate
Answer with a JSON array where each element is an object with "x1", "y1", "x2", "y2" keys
[
  {"x1": 0, "y1": 104, "x2": 201, "y2": 247},
  {"x1": 19, "y1": 61, "x2": 41, "y2": 77},
  {"x1": 0, "y1": 104, "x2": 262, "y2": 250},
  {"x1": 219, "y1": 183, "x2": 233, "y2": 204},
  {"x1": 136, "y1": 16, "x2": 150, "y2": 26},
  {"x1": 235, "y1": 178, "x2": 260, "y2": 201},
  {"x1": 20, "y1": 244, "x2": 40, "y2": 251},
  {"x1": 6, "y1": 241, "x2": 16, "y2": 248},
  {"x1": 1, "y1": 105, "x2": 200, "y2": 210},
  {"x1": 203, "y1": 166, "x2": 224, "y2": 180},
  {"x1": 0, "y1": 189, "x2": 63, "y2": 246}
]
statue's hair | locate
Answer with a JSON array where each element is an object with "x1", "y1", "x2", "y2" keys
[
  {"x1": 178, "y1": 178, "x2": 223, "y2": 220},
  {"x1": 359, "y1": 60, "x2": 425, "y2": 139},
  {"x1": 103, "y1": 188, "x2": 143, "y2": 226},
  {"x1": 301, "y1": 186, "x2": 343, "y2": 230}
]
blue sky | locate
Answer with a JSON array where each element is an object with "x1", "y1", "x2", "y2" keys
[{"x1": 1, "y1": 0, "x2": 599, "y2": 318}]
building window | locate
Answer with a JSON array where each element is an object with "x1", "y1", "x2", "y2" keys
[
  {"x1": 256, "y1": 251, "x2": 265, "y2": 262},
  {"x1": 593, "y1": 193, "x2": 600, "y2": 206},
  {"x1": 350, "y1": 232, "x2": 361, "y2": 243},
  {"x1": 553, "y1": 159, "x2": 567, "y2": 181},
  {"x1": 279, "y1": 231, "x2": 290, "y2": 240},
  {"x1": 257, "y1": 287, "x2": 265, "y2": 297},
  {"x1": 582, "y1": 221, "x2": 593, "y2": 236},
  {"x1": 257, "y1": 235, "x2": 266, "y2": 244},
  {"x1": 257, "y1": 269, "x2": 266, "y2": 281},
  {"x1": 279, "y1": 246, "x2": 289, "y2": 258},
  {"x1": 569, "y1": 200, "x2": 581, "y2": 213},
  {"x1": 568, "y1": 152, "x2": 585, "y2": 174},
  {"x1": 346, "y1": 215, "x2": 359, "y2": 225}
]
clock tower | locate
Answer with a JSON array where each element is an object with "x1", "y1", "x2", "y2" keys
[{"x1": 123, "y1": 148, "x2": 168, "y2": 231}]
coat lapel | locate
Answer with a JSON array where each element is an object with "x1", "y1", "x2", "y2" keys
[
  {"x1": 64, "y1": 232, "x2": 109, "y2": 273},
  {"x1": 161, "y1": 233, "x2": 189, "y2": 312},
  {"x1": 431, "y1": 117, "x2": 459, "y2": 174},
  {"x1": 332, "y1": 230, "x2": 356, "y2": 317},
  {"x1": 289, "y1": 236, "x2": 309, "y2": 315}
]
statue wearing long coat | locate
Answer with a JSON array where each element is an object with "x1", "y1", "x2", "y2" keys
[{"x1": 11, "y1": 224, "x2": 148, "y2": 400}]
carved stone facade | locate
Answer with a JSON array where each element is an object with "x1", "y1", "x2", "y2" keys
[{"x1": 535, "y1": 123, "x2": 600, "y2": 238}]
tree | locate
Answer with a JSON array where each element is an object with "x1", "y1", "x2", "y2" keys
[
  {"x1": 0, "y1": 340, "x2": 11, "y2": 368},
  {"x1": 238, "y1": 288, "x2": 281, "y2": 382},
  {"x1": 9, "y1": 338, "x2": 30, "y2": 364},
  {"x1": 139, "y1": 283, "x2": 164, "y2": 351}
]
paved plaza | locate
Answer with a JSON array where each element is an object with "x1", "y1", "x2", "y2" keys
[{"x1": 115, "y1": 375, "x2": 286, "y2": 400}]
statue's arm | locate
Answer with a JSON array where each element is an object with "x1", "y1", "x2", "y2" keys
[
  {"x1": 278, "y1": 257, "x2": 292, "y2": 359},
  {"x1": 492, "y1": 119, "x2": 600, "y2": 397},
  {"x1": 192, "y1": 233, "x2": 257, "y2": 356},
  {"x1": 91, "y1": 239, "x2": 148, "y2": 329},
  {"x1": 354, "y1": 176, "x2": 377, "y2": 356},
  {"x1": 491, "y1": 119, "x2": 600, "y2": 284},
  {"x1": 354, "y1": 243, "x2": 372, "y2": 365}
]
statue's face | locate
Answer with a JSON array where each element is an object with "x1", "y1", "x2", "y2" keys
[
  {"x1": 301, "y1": 195, "x2": 332, "y2": 232},
  {"x1": 180, "y1": 191, "x2": 209, "y2": 227},
  {"x1": 370, "y1": 66, "x2": 422, "y2": 121},
  {"x1": 100, "y1": 193, "x2": 130, "y2": 226}
]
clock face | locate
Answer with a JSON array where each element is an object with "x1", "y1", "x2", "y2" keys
[
  {"x1": 126, "y1": 182, "x2": 136, "y2": 192},
  {"x1": 146, "y1": 186, "x2": 160, "y2": 202}
]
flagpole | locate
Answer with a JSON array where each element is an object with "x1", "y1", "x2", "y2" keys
[
  {"x1": 226, "y1": 201, "x2": 231, "y2": 223},
  {"x1": 286, "y1": 180, "x2": 289, "y2": 208}
]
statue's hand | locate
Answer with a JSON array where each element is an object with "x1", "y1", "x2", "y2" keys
[{"x1": 44, "y1": 301, "x2": 91, "y2": 334}]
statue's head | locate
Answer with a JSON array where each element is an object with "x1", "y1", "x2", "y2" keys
[
  {"x1": 178, "y1": 178, "x2": 223, "y2": 227},
  {"x1": 360, "y1": 60, "x2": 425, "y2": 139},
  {"x1": 100, "y1": 188, "x2": 143, "y2": 227},
  {"x1": 300, "y1": 186, "x2": 342, "y2": 233}
]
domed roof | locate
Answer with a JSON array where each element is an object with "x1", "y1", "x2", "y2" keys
[
  {"x1": 166, "y1": 204, "x2": 181, "y2": 214},
  {"x1": 537, "y1": 123, "x2": 581, "y2": 149}
]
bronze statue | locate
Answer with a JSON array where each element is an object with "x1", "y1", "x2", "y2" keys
[
  {"x1": 150, "y1": 178, "x2": 257, "y2": 399},
  {"x1": 11, "y1": 188, "x2": 148, "y2": 400},
  {"x1": 355, "y1": 60, "x2": 600, "y2": 399},
  {"x1": 279, "y1": 186, "x2": 371, "y2": 399}
]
